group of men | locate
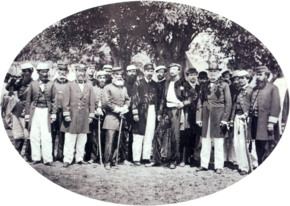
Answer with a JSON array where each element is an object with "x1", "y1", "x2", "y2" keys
[{"x1": 5, "y1": 59, "x2": 287, "y2": 175}]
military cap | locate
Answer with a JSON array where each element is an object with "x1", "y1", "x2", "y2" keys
[
  {"x1": 57, "y1": 62, "x2": 68, "y2": 70},
  {"x1": 169, "y1": 63, "x2": 181, "y2": 69},
  {"x1": 237, "y1": 70, "x2": 249, "y2": 77},
  {"x1": 254, "y1": 66, "x2": 269, "y2": 73},
  {"x1": 231, "y1": 70, "x2": 240, "y2": 78},
  {"x1": 20, "y1": 62, "x2": 34, "y2": 70},
  {"x1": 206, "y1": 62, "x2": 222, "y2": 71},
  {"x1": 112, "y1": 67, "x2": 122, "y2": 72},
  {"x1": 126, "y1": 65, "x2": 137, "y2": 71},
  {"x1": 87, "y1": 63, "x2": 96, "y2": 69},
  {"x1": 75, "y1": 65, "x2": 86, "y2": 70},
  {"x1": 96, "y1": 70, "x2": 107, "y2": 77},
  {"x1": 198, "y1": 71, "x2": 208, "y2": 79},
  {"x1": 143, "y1": 63, "x2": 154, "y2": 71},
  {"x1": 155, "y1": 65, "x2": 167, "y2": 72},
  {"x1": 36, "y1": 63, "x2": 49, "y2": 70},
  {"x1": 186, "y1": 68, "x2": 198, "y2": 76},
  {"x1": 103, "y1": 65, "x2": 113, "y2": 70}
]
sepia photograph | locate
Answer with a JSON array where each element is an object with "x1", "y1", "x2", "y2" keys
[{"x1": 0, "y1": 0, "x2": 289, "y2": 205}]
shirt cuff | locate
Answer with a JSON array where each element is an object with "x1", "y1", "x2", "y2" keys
[
  {"x1": 63, "y1": 111, "x2": 70, "y2": 117},
  {"x1": 113, "y1": 106, "x2": 122, "y2": 113},
  {"x1": 89, "y1": 113, "x2": 94, "y2": 118},
  {"x1": 25, "y1": 115, "x2": 29, "y2": 119},
  {"x1": 51, "y1": 114, "x2": 56, "y2": 119},
  {"x1": 132, "y1": 109, "x2": 138, "y2": 115},
  {"x1": 268, "y1": 116, "x2": 278, "y2": 124}
]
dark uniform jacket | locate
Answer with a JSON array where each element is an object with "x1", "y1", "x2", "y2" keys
[
  {"x1": 60, "y1": 80, "x2": 95, "y2": 134},
  {"x1": 183, "y1": 83, "x2": 199, "y2": 130},
  {"x1": 131, "y1": 78, "x2": 158, "y2": 135},
  {"x1": 156, "y1": 78, "x2": 166, "y2": 110},
  {"x1": 25, "y1": 80, "x2": 57, "y2": 132}
]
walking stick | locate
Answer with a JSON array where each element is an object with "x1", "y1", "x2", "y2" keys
[
  {"x1": 98, "y1": 116, "x2": 103, "y2": 165},
  {"x1": 242, "y1": 119, "x2": 253, "y2": 173},
  {"x1": 115, "y1": 115, "x2": 124, "y2": 167}
]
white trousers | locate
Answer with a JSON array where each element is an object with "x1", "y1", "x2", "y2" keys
[
  {"x1": 30, "y1": 108, "x2": 52, "y2": 163},
  {"x1": 224, "y1": 137, "x2": 237, "y2": 164},
  {"x1": 200, "y1": 116, "x2": 224, "y2": 169},
  {"x1": 233, "y1": 115, "x2": 258, "y2": 172},
  {"x1": 63, "y1": 133, "x2": 87, "y2": 164},
  {"x1": 133, "y1": 105, "x2": 156, "y2": 161}
]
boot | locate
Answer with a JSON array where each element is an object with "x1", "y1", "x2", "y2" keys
[{"x1": 24, "y1": 139, "x2": 32, "y2": 162}]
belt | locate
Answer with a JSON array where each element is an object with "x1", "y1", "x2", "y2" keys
[{"x1": 36, "y1": 102, "x2": 48, "y2": 108}]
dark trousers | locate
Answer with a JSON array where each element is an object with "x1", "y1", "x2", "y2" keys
[
  {"x1": 85, "y1": 119, "x2": 106, "y2": 162},
  {"x1": 166, "y1": 107, "x2": 181, "y2": 164},
  {"x1": 51, "y1": 109, "x2": 65, "y2": 160},
  {"x1": 180, "y1": 128, "x2": 196, "y2": 163},
  {"x1": 14, "y1": 139, "x2": 31, "y2": 159},
  {"x1": 104, "y1": 129, "x2": 123, "y2": 164}
]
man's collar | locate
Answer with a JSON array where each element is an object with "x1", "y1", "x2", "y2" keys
[
  {"x1": 188, "y1": 81, "x2": 196, "y2": 89},
  {"x1": 76, "y1": 79, "x2": 86, "y2": 84},
  {"x1": 144, "y1": 77, "x2": 151, "y2": 83},
  {"x1": 171, "y1": 75, "x2": 180, "y2": 82},
  {"x1": 241, "y1": 83, "x2": 249, "y2": 90},
  {"x1": 158, "y1": 78, "x2": 166, "y2": 83},
  {"x1": 38, "y1": 79, "x2": 49, "y2": 84},
  {"x1": 56, "y1": 78, "x2": 68, "y2": 84}
]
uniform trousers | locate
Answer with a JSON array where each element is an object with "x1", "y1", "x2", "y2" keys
[
  {"x1": 132, "y1": 105, "x2": 155, "y2": 161},
  {"x1": 63, "y1": 133, "x2": 87, "y2": 164},
  {"x1": 200, "y1": 116, "x2": 224, "y2": 169},
  {"x1": 233, "y1": 114, "x2": 258, "y2": 172},
  {"x1": 224, "y1": 137, "x2": 237, "y2": 164},
  {"x1": 104, "y1": 130, "x2": 120, "y2": 163},
  {"x1": 30, "y1": 107, "x2": 52, "y2": 163},
  {"x1": 180, "y1": 128, "x2": 196, "y2": 163},
  {"x1": 51, "y1": 109, "x2": 65, "y2": 160}
]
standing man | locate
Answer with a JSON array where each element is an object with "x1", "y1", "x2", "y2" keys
[
  {"x1": 230, "y1": 71, "x2": 258, "y2": 175},
  {"x1": 86, "y1": 63, "x2": 98, "y2": 86},
  {"x1": 131, "y1": 63, "x2": 158, "y2": 166},
  {"x1": 155, "y1": 65, "x2": 167, "y2": 110},
  {"x1": 6, "y1": 62, "x2": 33, "y2": 161},
  {"x1": 25, "y1": 63, "x2": 57, "y2": 166},
  {"x1": 102, "y1": 67, "x2": 130, "y2": 170},
  {"x1": 180, "y1": 68, "x2": 199, "y2": 166},
  {"x1": 51, "y1": 62, "x2": 69, "y2": 162},
  {"x1": 248, "y1": 66, "x2": 280, "y2": 166},
  {"x1": 196, "y1": 61, "x2": 232, "y2": 174},
  {"x1": 197, "y1": 71, "x2": 208, "y2": 85},
  {"x1": 61, "y1": 65, "x2": 95, "y2": 167},
  {"x1": 86, "y1": 70, "x2": 107, "y2": 164},
  {"x1": 103, "y1": 65, "x2": 113, "y2": 84},
  {"x1": 157, "y1": 63, "x2": 191, "y2": 169}
]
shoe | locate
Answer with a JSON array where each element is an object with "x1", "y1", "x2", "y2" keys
[
  {"x1": 215, "y1": 169, "x2": 223, "y2": 174},
  {"x1": 105, "y1": 163, "x2": 111, "y2": 170},
  {"x1": 196, "y1": 166, "x2": 207, "y2": 172},
  {"x1": 253, "y1": 166, "x2": 258, "y2": 170},
  {"x1": 44, "y1": 162, "x2": 54, "y2": 167},
  {"x1": 87, "y1": 159, "x2": 94, "y2": 164},
  {"x1": 24, "y1": 156, "x2": 32, "y2": 162},
  {"x1": 180, "y1": 162, "x2": 185, "y2": 167},
  {"x1": 134, "y1": 161, "x2": 141, "y2": 166},
  {"x1": 30, "y1": 161, "x2": 41, "y2": 165},
  {"x1": 170, "y1": 163, "x2": 176, "y2": 169},
  {"x1": 77, "y1": 161, "x2": 88, "y2": 165},
  {"x1": 111, "y1": 161, "x2": 116, "y2": 166},
  {"x1": 231, "y1": 164, "x2": 239, "y2": 170},
  {"x1": 240, "y1": 171, "x2": 248, "y2": 176},
  {"x1": 145, "y1": 162, "x2": 160, "y2": 167},
  {"x1": 63, "y1": 162, "x2": 69, "y2": 168}
]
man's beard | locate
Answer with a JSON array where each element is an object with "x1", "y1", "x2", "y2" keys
[
  {"x1": 39, "y1": 76, "x2": 48, "y2": 82},
  {"x1": 146, "y1": 74, "x2": 153, "y2": 81},
  {"x1": 112, "y1": 77, "x2": 124, "y2": 86},
  {"x1": 98, "y1": 81, "x2": 106, "y2": 88},
  {"x1": 77, "y1": 74, "x2": 85, "y2": 81},
  {"x1": 58, "y1": 74, "x2": 66, "y2": 81},
  {"x1": 256, "y1": 78, "x2": 267, "y2": 89},
  {"x1": 127, "y1": 75, "x2": 137, "y2": 85},
  {"x1": 21, "y1": 73, "x2": 32, "y2": 86},
  {"x1": 87, "y1": 74, "x2": 94, "y2": 80},
  {"x1": 157, "y1": 75, "x2": 164, "y2": 81}
]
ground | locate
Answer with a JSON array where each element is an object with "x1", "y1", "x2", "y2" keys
[{"x1": 7, "y1": 130, "x2": 245, "y2": 205}]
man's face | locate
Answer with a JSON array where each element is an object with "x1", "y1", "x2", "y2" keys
[
  {"x1": 76, "y1": 69, "x2": 86, "y2": 81},
  {"x1": 208, "y1": 70, "x2": 220, "y2": 82},
  {"x1": 97, "y1": 75, "x2": 106, "y2": 87},
  {"x1": 238, "y1": 76, "x2": 249, "y2": 87},
  {"x1": 38, "y1": 69, "x2": 49, "y2": 82},
  {"x1": 223, "y1": 74, "x2": 231, "y2": 81},
  {"x1": 232, "y1": 77, "x2": 239, "y2": 86},
  {"x1": 21, "y1": 69, "x2": 31, "y2": 77},
  {"x1": 57, "y1": 68, "x2": 68, "y2": 80},
  {"x1": 144, "y1": 69, "x2": 154, "y2": 80},
  {"x1": 255, "y1": 72, "x2": 267, "y2": 82},
  {"x1": 126, "y1": 69, "x2": 137, "y2": 77},
  {"x1": 188, "y1": 73, "x2": 198, "y2": 84},
  {"x1": 112, "y1": 71, "x2": 123, "y2": 81},
  {"x1": 198, "y1": 77, "x2": 208, "y2": 84},
  {"x1": 169, "y1": 66, "x2": 179, "y2": 77},
  {"x1": 87, "y1": 66, "x2": 95, "y2": 76},
  {"x1": 156, "y1": 69, "x2": 166, "y2": 80},
  {"x1": 104, "y1": 69, "x2": 112, "y2": 77}
]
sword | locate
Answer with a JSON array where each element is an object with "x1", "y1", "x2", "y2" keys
[
  {"x1": 115, "y1": 115, "x2": 124, "y2": 167},
  {"x1": 98, "y1": 116, "x2": 103, "y2": 165},
  {"x1": 242, "y1": 118, "x2": 253, "y2": 173}
]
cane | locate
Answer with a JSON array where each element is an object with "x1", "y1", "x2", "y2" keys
[
  {"x1": 242, "y1": 118, "x2": 253, "y2": 173},
  {"x1": 98, "y1": 116, "x2": 103, "y2": 165},
  {"x1": 115, "y1": 115, "x2": 124, "y2": 167}
]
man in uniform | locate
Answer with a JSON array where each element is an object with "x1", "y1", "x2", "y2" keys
[
  {"x1": 197, "y1": 71, "x2": 208, "y2": 85},
  {"x1": 51, "y1": 62, "x2": 69, "y2": 162},
  {"x1": 6, "y1": 62, "x2": 33, "y2": 161},
  {"x1": 102, "y1": 67, "x2": 130, "y2": 170},
  {"x1": 196, "y1": 60, "x2": 232, "y2": 174},
  {"x1": 155, "y1": 65, "x2": 167, "y2": 110},
  {"x1": 103, "y1": 65, "x2": 113, "y2": 84},
  {"x1": 230, "y1": 70, "x2": 258, "y2": 175},
  {"x1": 61, "y1": 65, "x2": 95, "y2": 167},
  {"x1": 157, "y1": 63, "x2": 191, "y2": 169},
  {"x1": 248, "y1": 66, "x2": 280, "y2": 166},
  {"x1": 86, "y1": 70, "x2": 107, "y2": 164},
  {"x1": 180, "y1": 68, "x2": 199, "y2": 166},
  {"x1": 131, "y1": 63, "x2": 158, "y2": 166},
  {"x1": 86, "y1": 63, "x2": 98, "y2": 86},
  {"x1": 25, "y1": 63, "x2": 57, "y2": 166}
]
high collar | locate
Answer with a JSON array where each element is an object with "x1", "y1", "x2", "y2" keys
[
  {"x1": 188, "y1": 82, "x2": 196, "y2": 89},
  {"x1": 76, "y1": 79, "x2": 86, "y2": 84},
  {"x1": 158, "y1": 78, "x2": 166, "y2": 83},
  {"x1": 144, "y1": 77, "x2": 151, "y2": 83},
  {"x1": 170, "y1": 75, "x2": 180, "y2": 82},
  {"x1": 38, "y1": 79, "x2": 49, "y2": 84},
  {"x1": 55, "y1": 78, "x2": 68, "y2": 84}
]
